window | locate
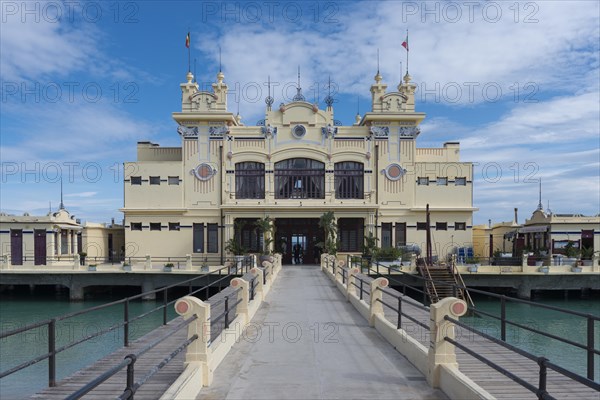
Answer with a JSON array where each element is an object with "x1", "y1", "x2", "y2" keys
[
  {"x1": 131, "y1": 223, "x2": 142, "y2": 231},
  {"x1": 193, "y1": 223, "x2": 204, "y2": 253},
  {"x1": 235, "y1": 162, "x2": 265, "y2": 199},
  {"x1": 436, "y1": 222, "x2": 447, "y2": 231},
  {"x1": 149, "y1": 176, "x2": 160, "y2": 185},
  {"x1": 395, "y1": 223, "x2": 406, "y2": 247},
  {"x1": 455, "y1": 222, "x2": 466, "y2": 230},
  {"x1": 455, "y1": 177, "x2": 466, "y2": 186},
  {"x1": 417, "y1": 177, "x2": 429, "y2": 185},
  {"x1": 275, "y1": 158, "x2": 325, "y2": 199},
  {"x1": 335, "y1": 162, "x2": 364, "y2": 199},
  {"x1": 168, "y1": 176, "x2": 180, "y2": 185},
  {"x1": 381, "y1": 223, "x2": 392, "y2": 248},
  {"x1": 238, "y1": 218, "x2": 261, "y2": 252},
  {"x1": 338, "y1": 218, "x2": 364, "y2": 252},
  {"x1": 437, "y1": 177, "x2": 447, "y2": 186},
  {"x1": 131, "y1": 176, "x2": 142, "y2": 185},
  {"x1": 207, "y1": 223, "x2": 218, "y2": 253},
  {"x1": 417, "y1": 222, "x2": 427, "y2": 231},
  {"x1": 169, "y1": 222, "x2": 180, "y2": 231},
  {"x1": 150, "y1": 223, "x2": 161, "y2": 231}
]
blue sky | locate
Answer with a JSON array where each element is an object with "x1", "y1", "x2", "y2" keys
[{"x1": 1, "y1": 0, "x2": 599, "y2": 225}]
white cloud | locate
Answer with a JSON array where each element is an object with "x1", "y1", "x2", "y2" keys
[{"x1": 65, "y1": 191, "x2": 98, "y2": 198}]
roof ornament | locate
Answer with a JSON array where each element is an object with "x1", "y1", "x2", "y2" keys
[
  {"x1": 292, "y1": 66, "x2": 305, "y2": 101},
  {"x1": 265, "y1": 75, "x2": 274, "y2": 109},
  {"x1": 324, "y1": 76, "x2": 334, "y2": 108}
]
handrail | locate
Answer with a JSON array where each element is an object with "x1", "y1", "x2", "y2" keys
[
  {"x1": 419, "y1": 261, "x2": 439, "y2": 303},
  {"x1": 450, "y1": 260, "x2": 475, "y2": 308},
  {"x1": 0, "y1": 262, "x2": 247, "y2": 388}
]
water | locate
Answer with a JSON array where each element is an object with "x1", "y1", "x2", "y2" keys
[
  {"x1": 0, "y1": 288, "x2": 177, "y2": 399},
  {"x1": 462, "y1": 293, "x2": 600, "y2": 382},
  {"x1": 1, "y1": 290, "x2": 599, "y2": 398}
]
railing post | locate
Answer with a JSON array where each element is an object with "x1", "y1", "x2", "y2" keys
[
  {"x1": 174, "y1": 296, "x2": 213, "y2": 386},
  {"x1": 231, "y1": 278, "x2": 249, "y2": 324},
  {"x1": 359, "y1": 279, "x2": 364, "y2": 301},
  {"x1": 224, "y1": 296, "x2": 230, "y2": 329},
  {"x1": 427, "y1": 297, "x2": 468, "y2": 388},
  {"x1": 588, "y1": 316, "x2": 595, "y2": 380},
  {"x1": 346, "y1": 267, "x2": 359, "y2": 300},
  {"x1": 125, "y1": 354, "x2": 136, "y2": 400},
  {"x1": 501, "y1": 295, "x2": 506, "y2": 342},
  {"x1": 369, "y1": 278, "x2": 388, "y2": 327},
  {"x1": 163, "y1": 288, "x2": 168, "y2": 325},
  {"x1": 186, "y1": 254, "x2": 192, "y2": 270},
  {"x1": 48, "y1": 319, "x2": 56, "y2": 387},
  {"x1": 251, "y1": 267, "x2": 264, "y2": 301},
  {"x1": 124, "y1": 299, "x2": 130, "y2": 347},
  {"x1": 145, "y1": 254, "x2": 152, "y2": 270},
  {"x1": 397, "y1": 296, "x2": 402, "y2": 329},
  {"x1": 537, "y1": 357, "x2": 548, "y2": 400}
]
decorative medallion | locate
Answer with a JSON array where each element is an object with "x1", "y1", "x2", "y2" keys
[
  {"x1": 292, "y1": 124, "x2": 306, "y2": 139},
  {"x1": 177, "y1": 125, "x2": 199, "y2": 137},
  {"x1": 191, "y1": 163, "x2": 217, "y2": 181},
  {"x1": 383, "y1": 163, "x2": 406, "y2": 181},
  {"x1": 370, "y1": 126, "x2": 389, "y2": 138},
  {"x1": 261, "y1": 124, "x2": 278, "y2": 138}
]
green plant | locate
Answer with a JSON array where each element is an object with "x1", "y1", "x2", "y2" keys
[
  {"x1": 375, "y1": 246, "x2": 402, "y2": 261},
  {"x1": 254, "y1": 216, "x2": 274, "y2": 255},
  {"x1": 318, "y1": 211, "x2": 338, "y2": 255},
  {"x1": 225, "y1": 237, "x2": 247, "y2": 256},
  {"x1": 164, "y1": 263, "x2": 174, "y2": 269},
  {"x1": 122, "y1": 262, "x2": 130, "y2": 267},
  {"x1": 78, "y1": 251, "x2": 87, "y2": 257},
  {"x1": 581, "y1": 246, "x2": 594, "y2": 260},
  {"x1": 362, "y1": 232, "x2": 379, "y2": 258},
  {"x1": 465, "y1": 257, "x2": 479, "y2": 264},
  {"x1": 564, "y1": 241, "x2": 580, "y2": 258}
]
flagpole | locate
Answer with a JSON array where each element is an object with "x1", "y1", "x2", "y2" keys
[
  {"x1": 406, "y1": 29, "x2": 409, "y2": 75},
  {"x1": 187, "y1": 29, "x2": 191, "y2": 73}
]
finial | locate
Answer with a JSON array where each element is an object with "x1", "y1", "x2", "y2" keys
[
  {"x1": 377, "y1": 48, "x2": 380, "y2": 74},
  {"x1": 356, "y1": 96, "x2": 360, "y2": 116},
  {"x1": 324, "y1": 75, "x2": 334, "y2": 107},
  {"x1": 186, "y1": 71, "x2": 193, "y2": 83},
  {"x1": 217, "y1": 70, "x2": 224, "y2": 83},
  {"x1": 292, "y1": 66, "x2": 305, "y2": 101},
  {"x1": 403, "y1": 71, "x2": 411, "y2": 83},
  {"x1": 265, "y1": 75, "x2": 274, "y2": 109},
  {"x1": 59, "y1": 178, "x2": 65, "y2": 210}
]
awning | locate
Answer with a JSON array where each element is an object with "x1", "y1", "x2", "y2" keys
[{"x1": 519, "y1": 225, "x2": 548, "y2": 233}]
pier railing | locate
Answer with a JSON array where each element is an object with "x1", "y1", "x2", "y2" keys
[
  {"x1": 0, "y1": 256, "x2": 253, "y2": 389},
  {"x1": 323, "y1": 255, "x2": 600, "y2": 396}
]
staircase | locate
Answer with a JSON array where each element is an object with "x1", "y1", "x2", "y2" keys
[{"x1": 418, "y1": 261, "x2": 474, "y2": 307}]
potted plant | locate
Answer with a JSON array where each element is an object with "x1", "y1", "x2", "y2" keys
[
  {"x1": 563, "y1": 241, "x2": 580, "y2": 267},
  {"x1": 466, "y1": 257, "x2": 479, "y2": 272},
  {"x1": 580, "y1": 247, "x2": 594, "y2": 267},
  {"x1": 122, "y1": 262, "x2": 132, "y2": 272},
  {"x1": 78, "y1": 251, "x2": 87, "y2": 266},
  {"x1": 361, "y1": 232, "x2": 379, "y2": 272},
  {"x1": 318, "y1": 211, "x2": 338, "y2": 255},
  {"x1": 254, "y1": 216, "x2": 274, "y2": 263},
  {"x1": 163, "y1": 263, "x2": 174, "y2": 272},
  {"x1": 225, "y1": 237, "x2": 247, "y2": 269},
  {"x1": 88, "y1": 264, "x2": 97, "y2": 272}
]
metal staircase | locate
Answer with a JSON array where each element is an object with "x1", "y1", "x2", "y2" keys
[{"x1": 418, "y1": 260, "x2": 474, "y2": 307}]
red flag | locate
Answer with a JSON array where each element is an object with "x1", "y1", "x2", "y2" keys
[
  {"x1": 185, "y1": 32, "x2": 190, "y2": 49},
  {"x1": 402, "y1": 36, "x2": 409, "y2": 51}
]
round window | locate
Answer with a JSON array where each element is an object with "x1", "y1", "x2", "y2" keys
[
  {"x1": 292, "y1": 124, "x2": 306, "y2": 139},
  {"x1": 192, "y1": 163, "x2": 216, "y2": 181},
  {"x1": 384, "y1": 163, "x2": 406, "y2": 181}
]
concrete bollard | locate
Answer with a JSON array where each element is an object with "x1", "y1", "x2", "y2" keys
[
  {"x1": 145, "y1": 254, "x2": 152, "y2": 270},
  {"x1": 346, "y1": 267, "x2": 360, "y2": 300},
  {"x1": 250, "y1": 267, "x2": 264, "y2": 301},
  {"x1": 73, "y1": 254, "x2": 80, "y2": 270},
  {"x1": 230, "y1": 278, "x2": 249, "y2": 324},
  {"x1": 369, "y1": 277, "x2": 389, "y2": 326},
  {"x1": 174, "y1": 296, "x2": 213, "y2": 386},
  {"x1": 427, "y1": 297, "x2": 468, "y2": 388},
  {"x1": 320, "y1": 253, "x2": 328, "y2": 270},
  {"x1": 186, "y1": 254, "x2": 192, "y2": 270},
  {"x1": 262, "y1": 261, "x2": 273, "y2": 284}
]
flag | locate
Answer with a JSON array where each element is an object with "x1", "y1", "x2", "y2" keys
[
  {"x1": 186, "y1": 32, "x2": 190, "y2": 49},
  {"x1": 402, "y1": 35, "x2": 408, "y2": 51}
]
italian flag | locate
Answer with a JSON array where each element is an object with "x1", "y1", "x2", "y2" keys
[{"x1": 186, "y1": 32, "x2": 190, "y2": 49}]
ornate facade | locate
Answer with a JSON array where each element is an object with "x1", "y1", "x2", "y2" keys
[{"x1": 122, "y1": 69, "x2": 476, "y2": 264}]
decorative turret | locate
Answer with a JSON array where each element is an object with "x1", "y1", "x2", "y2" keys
[
  {"x1": 370, "y1": 70, "x2": 387, "y2": 112},
  {"x1": 398, "y1": 71, "x2": 417, "y2": 112},
  {"x1": 211, "y1": 71, "x2": 228, "y2": 110}
]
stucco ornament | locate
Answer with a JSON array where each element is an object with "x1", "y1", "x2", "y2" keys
[
  {"x1": 383, "y1": 163, "x2": 406, "y2": 181},
  {"x1": 321, "y1": 124, "x2": 337, "y2": 139},
  {"x1": 398, "y1": 126, "x2": 420, "y2": 138},
  {"x1": 261, "y1": 124, "x2": 278, "y2": 138},
  {"x1": 191, "y1": 163, "x2": 217, "y2": 181},
  {"x1": 177, "y1": 125, "x2": 199, "y2": 137},
  {"x1": 369, "y1": 126, "x2": 389, "y2": 138}
]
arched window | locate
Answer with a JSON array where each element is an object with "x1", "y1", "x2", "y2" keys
[
  {"x1": 274, "y1": 158, "x2": 325, "y2": 199},
  {"x1": 335, "y1": 161, "x2": 364, "y2": 199},
  {"x1": 235, "y1": 162, "x2": 265, "y2": 199}
]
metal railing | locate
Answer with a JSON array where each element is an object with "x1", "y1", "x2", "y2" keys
[
  {"x1": 0, "y1": 261, "x2": 252, "y2": 388},
  {"x1": 359, "y1": 257, "x2": 599, "y2": 383}
]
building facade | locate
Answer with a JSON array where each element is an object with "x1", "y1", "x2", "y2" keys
[{"x1": 122, "y1": 69, "x2": 476, "y2": 264}]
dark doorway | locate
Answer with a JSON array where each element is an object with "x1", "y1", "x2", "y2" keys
[
  {"x1": 11, "y1": 229, "x2": 23, "y2": 265},
  {"x1": 581, "y1": 230, "x2": 594, "y2": 258},
  {"x1": 275, "y1": 218, "x2": 323, "y2": 265},
  {"x1": 108, "y1": 233, "x2": 114, "y2": 262},
  {"x1": 34, "y1": 229, "x2": 46, "y2": 265}
]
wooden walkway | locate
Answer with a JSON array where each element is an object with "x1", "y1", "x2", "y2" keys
[
  {"x1": 32, "y1": 319, "x2": 187, "y2": 399},
  {"x1": 356, "y1": 273, "x2": 599, "y2": 400}
]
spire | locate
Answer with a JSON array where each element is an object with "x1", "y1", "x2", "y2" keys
[
  {"x1": 59, "y1": 178, "x2": 65, "y2": 210},
  {"x1": 377, "y1": 48, "x2": 380, "y2": 75},
  {"x1": 374, "y1": 49, "x2": 382, "y2": 83},
  {"x1": 218, "y1": 45, "x2": 222, "y2": 72},
  {"x1": 265, "y1": 75, "x2": 274, "y2": 110},
  {"x1": 324, "y1": 75, "x2": 334, "y2": 108},
  {"x1": 536, "y1": 179, "x2": 543, "y2": 211},
  {"x1": 292, "y1": 66, "x2": 305, "y2": 101}
]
